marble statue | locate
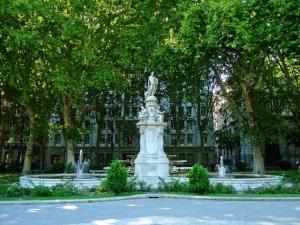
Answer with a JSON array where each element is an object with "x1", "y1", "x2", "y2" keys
[
  {"x1": 138, "y1": 106, "x2": 148, "y2": 122},
  {"x1": 155, "y1": 106, "x2": 164, "y2": 122},
  {"x1": 145, "y1": 72, "x2": 158, "y2": 98}
]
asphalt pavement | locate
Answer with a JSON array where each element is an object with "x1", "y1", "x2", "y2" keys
[{"x1": 0, "y1": 198, "x2": 300, "y2": 225}]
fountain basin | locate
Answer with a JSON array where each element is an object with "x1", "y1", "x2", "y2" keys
[
  {"x1": 20, "y1": 174, "x2": 104, "y2": 189},
  {"x1": 175, "y1": 173, "x2": 282, "y2": 192}
]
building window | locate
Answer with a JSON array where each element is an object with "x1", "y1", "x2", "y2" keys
[
  {"x1": 187, "y1": 120, "x2": 193, "y2": 130},
  {"x1": 179, "y1": 153, "x2": 185, "y2": 160},
  {"x1": 171, "y1": 134, "x2": 177, "y2": 145},
  {"x1": 99, "y1": 153, "x2": 105, "y2": 164},
  {"x1": 84, "y1": 134, "x2": 90, "y2": 144},
  {"x1": 100, "y1": 134, "x2": 105, "y2": 144},
  {"x1": 188, "y1": 153, "x2": 194, "y2": 165},
  {"x1": 179, "y1": 134, "x2": 185, "y2": 145},
  {"x1": 106, "y1": 153, "x2": 112, "y2": 164},
  {"x1": 187, "y1": 134, "x2": 193, "y2": 144},
  {"x1": 107, "y1": 134, "x2": 113, "y2": 144},
  {"x1": 51, "y1": 154, "x2": 62, "y2": 164}
]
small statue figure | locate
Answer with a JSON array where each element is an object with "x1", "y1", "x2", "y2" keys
[
  {"x1": 155, "y1": 106, "x2": 164, "y2": 122},
  {"x1": 145, "y1": 72, "x2": 158, "y2": 98},
  {"x1": 138, "y1": 106, "x2": 148, "y2": 122}
]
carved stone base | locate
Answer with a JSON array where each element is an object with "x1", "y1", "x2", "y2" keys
[{"x1": 134, "y1": 96, "x2": 170, "y2": 188}]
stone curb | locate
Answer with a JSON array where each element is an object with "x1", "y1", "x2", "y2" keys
[{"x1": 1, "y1": 193, "x2": 300, "y2": 205}]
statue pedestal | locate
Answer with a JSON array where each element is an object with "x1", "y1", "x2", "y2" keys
[{"x1": 134, "y1": 97, "x2": 170, "y2": 188}]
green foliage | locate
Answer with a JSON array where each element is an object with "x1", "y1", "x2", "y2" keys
[
  {"x1": 157, "y1": 178, "x2": 190, "y2": 193},
  {"x1": 137, "y1": 180, "x2": 152, "y2": 192},
  {"x1": 188, "y1": 164, "x2": 210, "y2": 194},
  {"x1": 106, "y1": 160, "x2": 128, "y2": 194},
  {"x1": 31, "y1": 185, "x2": 52, "y2": 197},
  {"x1": 269, "y1": 170, "x2": 300, "y2": 183},
  {"x1": 0, "y1": 174, "x2": 20, "y2": 184},
  {"x1": 4, "y1": 184, "x2": 30, "y2": 197},
  {"x1": 244, "y1": 183, "x2": 300, "y2": 194},
  {"x1": 126, "y1": 177, "x2": 138, "y2": 192},
  {"x1": 52, "y1": 163, "x2": 65, "y2": 173},
  {"x1": 51, "y1": 182, "x2": 77, "y2": 197},
  {"x1": 208, "y1": 183, "x2": 236, "y2": 194},
  {"x1": 65, "y1": 163, "x2": 75, "y2": 174}
]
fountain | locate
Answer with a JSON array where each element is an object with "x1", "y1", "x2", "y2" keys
[
  {"x1": 217, "y1": 156, "x2": 226, "y2": 178},
  {"x1": 20, "y1": 150, "x2": 102, "y2": 189},
  {"x1": 75, "y1": 149, "x2": 87, "y2": 178}
]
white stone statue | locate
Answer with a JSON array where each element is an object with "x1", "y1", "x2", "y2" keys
[
  {"x1": 145, "y1": 72, "x2": 158, "y2": 98},
  {"x1": 138, "y1": 106, "x2": 148, "y2": 122},
  {"x1": 155, "y1": 106, "x2": 164, "y2": 122}
]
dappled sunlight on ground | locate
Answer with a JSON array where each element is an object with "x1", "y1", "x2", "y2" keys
[
  {"x1": 265, "y1": 215, "x2": 299, "y2": 223},
  {"x1": 92, "y1": 219, "x2": 117, "y2": 225},
  {"x1": 158, "y1": 207, "x2": 172, "y2": 210},
  {"x1": 57, "y1": 204, "x2": 79, "y2": 210},
  {"x1": 26, "y1": 208, "x2": 41, "y2": 213},
  {"x1": 258, "y1": 222, "x2": 276, "y2": 225}
]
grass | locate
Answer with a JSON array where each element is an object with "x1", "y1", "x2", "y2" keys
[
  {"x1": 164, "y1": 192, "x2": 300, "y2": 198},
  {"x1": 0, "y1": 191, "x2": 145, "y2": 201},
  {"x1": 2, "y1": 191, "x2": 299, "y2": 201}
]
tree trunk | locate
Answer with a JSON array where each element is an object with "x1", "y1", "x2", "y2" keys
[
  {"x1": 252, "y1": 142, "x2": 265, "y2": 174},
  {"x1": 62, "y1": 95, "x2": 75, "y2": 165},
  {"x1": 22, "y1": 108, "x2": 35, "y2": 174},
  {"x1": 65, "y1": 138, "x2": 75, "y2": 165},
  {"x1": 241, "y1": 79, "x2": 265, "y2": 174}
]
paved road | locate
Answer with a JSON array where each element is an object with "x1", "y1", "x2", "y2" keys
[{"x1": 0, "y1": 198, "x2": 300, "y2": 225}]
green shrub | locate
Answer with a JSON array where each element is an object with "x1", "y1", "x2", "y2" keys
[
  {"x1": 65, "y1": 162, "x2": 74, "y2": 174},
  {"x1": 188, "y1": 164, "x2": 210, "y2": 194},
  {"x1": 106, "y1": 160, "x2": 128, "y2": 194},
  {"x1": 137, "y1": 180, "x2": 152, "y2": 192},
  {"x1": 0, "y1": 173, "x2": 20, "y2": 184},
  {"x1": 31, "y1": 185, "x2": 52, "y2": 197},
  {"x1": 52, "y1": 162, "x2": 65, "y2": 173},
  {"x1": 157, "y1": 178, "x2": 190, "y2": 193},
  {"x1": 51, "y1": 182, "x2": 77, "y2": 196},
  {"x1": 4, "y1": 184, "x2": 30, "y2": 197},
  {"x1": 245, "y1": 184, "x2": 285, "y2": 194},
  {"x1": 127, "y1": 177, "x2": 138, "y2": 192},
  {"x1": 286, "y1": 183, "x2": 300, "y2": 194},
  {"x1": 209, "y1": 183, "x2": 236, "y2": 194},
  {"x1": 282, "y1": 171, "x2": 300, "y2": 183},
  {"x1": 245, "y1": 183, "x2": 300, "y2": 194},
  {"x1": 269, "y1": 170, "x2": 300, "y2": 183}
]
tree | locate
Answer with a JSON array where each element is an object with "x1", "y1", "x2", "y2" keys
[{"x1": 1, "y1": 0, "x2": 55, "y2": 173}]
